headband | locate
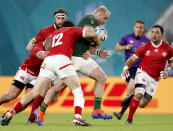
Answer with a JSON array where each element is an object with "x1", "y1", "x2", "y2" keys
[{"x1": 54, "y1": 13, "x2": 67, "y2": 18}]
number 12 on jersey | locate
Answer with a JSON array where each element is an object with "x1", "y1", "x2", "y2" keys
[{"x1": 52, "y1": 33, "x2": 63, "y2": 47}]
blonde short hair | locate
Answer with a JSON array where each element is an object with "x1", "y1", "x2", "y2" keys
[{"x1": 93, "y1": 6, "x2": 111, "y2": 16}]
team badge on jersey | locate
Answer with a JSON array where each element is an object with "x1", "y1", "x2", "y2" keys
[
  {"x1": 162, "y1": 52, "x2": 167, "y2": 57},
  {"x1": 129, "y1": 40, "x2": 134, "y2": 44},
  {"x1": 145, "y1": 50, "x2": 150, "y2": 56},
  {"x1": 91, "y1": 20, "x2": 94, "y2": 24}
]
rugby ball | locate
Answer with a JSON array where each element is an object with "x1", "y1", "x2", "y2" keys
[{"x1": 95, "y1": 25, "x2": 106, "y2": 37}]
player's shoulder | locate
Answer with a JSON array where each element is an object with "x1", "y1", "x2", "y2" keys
[
  {"x1": 81, "y1": 14, "x2": 94, "y2": 20},
  {"x1": 162, "y1": 41, "x2": 172, "y2": 49},
  {"x1": 162, "y1": 41, "x2": 170, "y2": 46},
  {"x1": 122, "y1": 33, "x2": 133, "y2": 39},
  {"x1": 140, "y1": 41, "x2": 151, "y2": 48},
  {"x1": 40, "y1": 25, "x2": 55, "y2": 32},
  {"x1": 141, "y1": 35, "x2": 150, "y2": 41}
]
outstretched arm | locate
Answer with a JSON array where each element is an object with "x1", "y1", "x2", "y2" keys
[
  {"x1": 26, "y1": 38, "x2": 37, "y2": 50},
  {"x1": 121, "y1": 55, "x2": 139, "y2": 79},
  {"x1": 115, "y1": 43, "x2": 133, "y2": 51}
]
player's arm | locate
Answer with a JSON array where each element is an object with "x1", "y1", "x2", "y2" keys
[
  {"x1": 160, "y1": 59, "x2": 173, "y2": 79},
  {"x1": 26, "y1": 38, "x2": 37, "y2": 50},
  {"x1": 36, "y1": 51, "x2": 49, "y2": 60},
  {"x1": 121, "y1": 55, "x2": 139, "y2": 79},
  {"x1": 115, "y1": 42, "x2": 133, "y2": 51},
  {"x1": 44, "y1": 36, "x2": 51, "y2": 51},
  {"x1": 84, "y1": 27, "x2": 101, "y2": 48}
]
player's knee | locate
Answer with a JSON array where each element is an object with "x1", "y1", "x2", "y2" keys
[
  {"x1": 135, "y1": 84, "x2": 146, "y2": 99},
  {"x1": 139, "y1": 103, "x2": 146, "y2": 108},
  {"x1": 97, "y1": 71, "x2": 107, "y2": 83}
]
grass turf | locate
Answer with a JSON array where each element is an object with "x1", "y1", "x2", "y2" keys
[{"x1": 0, "y1": 113, "x2": 173, "y2": 131}]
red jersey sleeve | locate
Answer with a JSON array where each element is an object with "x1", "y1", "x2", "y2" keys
[
  {"x1": 72, "y1": 27, "x2": 83, "y2": 38},
  {"x1": 35, "y1": 30, "x2": 44, "y2": 42},
  {"x1": 134, "y1": 43, "x2": 148, "y2": 58},
  {"x1": 168, "y1": 45, "x2": 173, "y2": 60},
  {"x1": 30, "y1": 43, "x2": 44, "y2": 57}
]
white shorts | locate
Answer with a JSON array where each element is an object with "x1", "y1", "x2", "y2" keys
[
  {"x1": 39, "y1": 55, "x2": 77, "y2": 81},
  {"x1": 135, "y1": 68, "x2": 158, "y2": 97},
  {"x1": 14, "y1": 69, "x2": 37, "y2": 85},
  {"x1": 71, "y1": 56, "x2": 99, "y2": 76}
]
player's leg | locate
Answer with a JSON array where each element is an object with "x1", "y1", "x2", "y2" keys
[
  {"x1": 34, "y1": 78, "x2": 67, "y2": 126},
  {"x1": 27, "y1": 83, "x2": 50, "y2": 124},
  {"x1": 126, "y1": 69, "x2": 147, "y2": 124},
  {"x1": 0, "y1": 69, "x2": 28, "y2": 105},
  {"x1": 72, "y1": 56, "x2": 112, "y2": 120},
  {"x1": 139, "y1": 77, "x2": 158, "y2": 108},
  {"x1": 113, "y1": 79, "x2": 135, "y2": 120},
  {"x1": 0, "y1": 85, "x2": 23, "y2": 105},
  {"x1": 139, "y1": 93, "x2": 151, "y2": 108},
  {"x1": 62, "y1": 75, "x2": 91, "y2": 126},
  {"x1": 90, "y1": 67, "x2": 113, "y2": 119},
  {"x1": 114, "y1": 67, "x2": 137, "y2": 120},
  {"x1": 1, "y1": 77, "x2": 51, "y2": 126}
]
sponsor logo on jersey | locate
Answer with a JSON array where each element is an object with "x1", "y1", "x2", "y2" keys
[{"x1": 154, "y1": 49, "x2": 158, "y2": 52}]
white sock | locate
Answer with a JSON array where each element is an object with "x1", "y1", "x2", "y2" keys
[
  {"x1": 74, "y1": 114, "x2": 81, "y2": 119},
  {"x1": 72, "y1": 87, "x2": 84, "y2": 109}
]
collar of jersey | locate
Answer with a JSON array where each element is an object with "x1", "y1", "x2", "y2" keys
[
  {"x1": 54, "y1": 24, "x2": 58, "y2": 30},
  {"x1": 151, "y1": 40, "x2": 162, "y2": 48}
]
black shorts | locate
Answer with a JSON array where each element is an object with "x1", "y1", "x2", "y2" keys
[{"x1": 125, "y1": 67, "x2": 138, "y2": 83}]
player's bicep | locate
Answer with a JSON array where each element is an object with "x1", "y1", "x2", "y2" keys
[
  {"x1": 36, "y1": 51, "x2": 49, "y2": 60},
  {"x1": 44, "y1": 36, "x2": 51, "y2": 51},
  {"x1": 84, "y1": 28, "x2": 97, "y2": 38}
]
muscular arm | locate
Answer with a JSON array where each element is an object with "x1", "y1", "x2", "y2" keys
[
  {"x1": 44, "y1": 36, "x2": 51, "y2": 51},
  {"x1": 36, "y1": 51, "x2": 49, "y2": 60},
  {"x1": 115, "y1": 43, "x2": 133, "y2": 51},
  {"x1": 121, "y1": 55, "x2": 139, "y2": 79},
  {"x1": 115, "y1": 43, "x2": 126, "y2": 51},
  {"x1": 26, "y1": 38, "x2": 37, "y2": 50},
  {"x1": 125, "y1": 55, "x2": 139, "y2": 68},
  {"x1": 84, "y1": 27, "x2": 101, "y2": 48}
]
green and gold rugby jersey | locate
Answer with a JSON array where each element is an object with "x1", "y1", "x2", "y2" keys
[{"x1": 72, "y1": 15, "x2": 98, "y2": 57}]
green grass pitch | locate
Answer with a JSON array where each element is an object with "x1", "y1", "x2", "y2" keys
[{"x1": 0, "y1": 113, "x2": 173, "y2": 131}]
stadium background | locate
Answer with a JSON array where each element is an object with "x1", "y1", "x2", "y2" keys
[{"x1": 0, "y1": 0, "x2": 173, "y2": 114}]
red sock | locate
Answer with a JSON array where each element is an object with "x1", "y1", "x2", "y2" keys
[
  {"x1": 75, "y1": 106, "x2": 82, "y2": 115},
  {"x1": 13, "y1": 101, "x2": 23, "y2": 113},
  {"x1": 128, "y1": 97, "x2": 140, "y2": 120},
  {"x1": 2, "y1": 110, "x2": 9, "y2": 118},
  {"x1": 29, "y1": 95, "x2": 44, "y2": 119}
]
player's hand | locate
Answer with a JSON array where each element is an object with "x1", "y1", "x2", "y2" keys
[
  {"x1": 99, "y1": 30, "x2": 107, "y2": 41},
  {"x1": 26, "y1": 43, "x2": 35, "y2": 50},
  {"x1": 98, "y1": 48, "x2": 109, "y2": 59},
  {"x1": 82, "y1": 51, "x2": 90, "y2": 60},
  {"x1": 160, "y1": 70, "x2": 168, "y2": 79},
  {"x1": 121, "y1": 69, "x2": 130, "y2": 79},
  {"x1": 125, "y1": 44, "x2": 133, "y2": 50}
]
